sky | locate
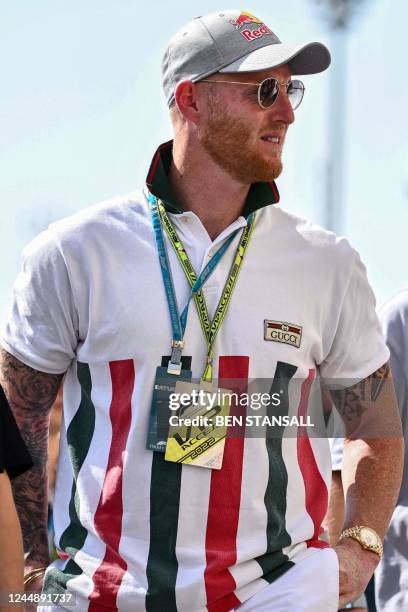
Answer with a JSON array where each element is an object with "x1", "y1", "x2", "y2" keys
[{"x1": 0, "y1": 0, "x2": 407, "y2": 318}]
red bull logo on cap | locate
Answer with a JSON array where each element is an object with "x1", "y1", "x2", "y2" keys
[
  {"x1": 230, "y1": 11, "x2": 263, "y2": 29},
  {"x1": 230, "y1": 11, "x2": 273, "y2": 42}
]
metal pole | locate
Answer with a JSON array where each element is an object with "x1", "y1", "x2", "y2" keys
[{"x1": 311, "y1": 0, "x2": 369, "y2": 234}]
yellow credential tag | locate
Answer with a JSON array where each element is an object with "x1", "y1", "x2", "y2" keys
[{"x1": 165, "y1": 381, "x2": 232, "y2": 469}]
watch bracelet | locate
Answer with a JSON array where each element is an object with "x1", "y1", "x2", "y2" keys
[{"x1": 340, "y1": 526, "x2": 383, "y2": 559}]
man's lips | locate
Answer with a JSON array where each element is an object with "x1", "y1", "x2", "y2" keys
[
  {"x1": 261, "y1": 136, "x2": 280, "y2": 143},
  {"x1": 260, "y1": 132, "x2": 285, "y2": 144}
]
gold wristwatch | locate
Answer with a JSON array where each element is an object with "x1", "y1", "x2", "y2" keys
[{"x1": 339, "y1": 526, "x2": 383, "y2": 559}]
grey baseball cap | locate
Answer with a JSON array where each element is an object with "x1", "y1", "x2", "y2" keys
[{"x1": 163, "y1": 10, "x2": 331, "y2": 106}]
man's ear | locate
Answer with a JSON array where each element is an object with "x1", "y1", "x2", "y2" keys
[{"x1": 174, "y1": 80, "x2": 201, "y2": 125}]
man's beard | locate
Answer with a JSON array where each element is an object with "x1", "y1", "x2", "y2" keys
[{"x1": 198, "y1": 97, "x2": 283, "y2": 184}]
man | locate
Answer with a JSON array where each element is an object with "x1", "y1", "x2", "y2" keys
[
  {"x1": 0, "y1": 10, "x2": 403, "y2": 612},
  {"x1": 0, "y1": 472, "x2": 24, "y2": 612},
  {"x1": 374, "y1": 289, "x2": 408, "y2": 610},
  {"x1": 0, "y1": 386, "x2": 33, "y2": 612},
  {"x1": 326, "y1": 289, "x2": 408, "y2": 612}
]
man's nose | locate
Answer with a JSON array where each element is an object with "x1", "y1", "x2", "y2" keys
[{"x1": 270, "y1": 86, "x2": 295, "y2": 124}]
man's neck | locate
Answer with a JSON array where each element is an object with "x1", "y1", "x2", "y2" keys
[{"x1": 169, "y1": 140, "x2": 250, "y2": 241}]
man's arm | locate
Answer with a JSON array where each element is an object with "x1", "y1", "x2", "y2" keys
[
  {"x1": 0, "y1": 348, "x2": 63, "y2": 569},
  {"x1": 329, "y1": 363, "x2": 404, "y2": 607},
  {"x1": 0, "y1": 472, "x2": 24, "y2": 612}
]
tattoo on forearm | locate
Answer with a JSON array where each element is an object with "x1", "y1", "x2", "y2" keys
[{"x1": 0, "y1": 348, "x2": 64, "y2": 565}]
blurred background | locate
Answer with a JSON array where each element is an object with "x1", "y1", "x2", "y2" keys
[{"x1": 1, "y1": 0, "x2": 407, "y2": 318}]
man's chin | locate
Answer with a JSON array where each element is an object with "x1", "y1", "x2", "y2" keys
[
  {"x1": 250, "y1": 159, "x2": 283, "y2": 183},
  {"x1": 268, "y1": 160, "x2": 283, "y2": 181},
  {"x1": 227, "y1": 159, "x2": 283, "y2": 184}
]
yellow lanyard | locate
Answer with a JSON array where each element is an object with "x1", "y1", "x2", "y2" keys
[{"x1": 157, "y1": 200, "x2": 256, "y2": 382}]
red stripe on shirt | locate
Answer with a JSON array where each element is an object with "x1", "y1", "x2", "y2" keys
[
  {"x1": 297, "y1": 369, "x2": 329, "y2": 549},
  {"x1": 88, "y1": 360, "x2": 135, "y2": 610},
  {"x1": 204, "y1": 356, "x2": 249, "y2": 612}
]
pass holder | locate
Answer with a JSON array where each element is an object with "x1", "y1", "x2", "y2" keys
[
  {"x1": 147, "y1": 192, "x2": 256, "y2": 466},
  {"x1": 165, "y1": 380, "x2": 232, "y2": 470},
  {"x1": 147, "y1": 365, "x2": 192, "y2": 453}
]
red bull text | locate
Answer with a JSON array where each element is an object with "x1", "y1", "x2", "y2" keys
[{"x1": 229, "y1": 12, "x2": 273, "y2": 42}]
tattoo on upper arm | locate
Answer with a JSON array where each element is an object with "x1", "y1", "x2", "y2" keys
[
  {"x1": 370, "y1": 363, "x2": 391, "y2": 401},
  {"x1": 329, "y1": 362, "x2": 392, "y2": 439},
  {"x1": 0, "y1": 348, "x2": 64, "y2": 564},
  {"x1": 0, "y1": 348, "x2": 63, "y2": 414}
]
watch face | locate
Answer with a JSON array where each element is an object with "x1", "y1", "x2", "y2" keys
[{"x1": 359, "y1": 527, "x2": 378, "y2": 546}]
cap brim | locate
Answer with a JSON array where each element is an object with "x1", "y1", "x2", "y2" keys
[{"x1": 219, "y1": 41, "x2": 331, "y2": 75}]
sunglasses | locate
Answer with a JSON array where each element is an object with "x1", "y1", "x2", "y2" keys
[{"x1": 200, "y1": 76, "x2": 305, "y2": 110}]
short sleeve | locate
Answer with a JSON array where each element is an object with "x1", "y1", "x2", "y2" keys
[
  {"x1": 0, "y1": 386, "x2": 33, "y2": 479},
  {"x1": 319, "y1": 250, "x2": 389, "y2": 384},
  {"x1": 0, "y1": 229, "x2": 78, "y2": 374}
]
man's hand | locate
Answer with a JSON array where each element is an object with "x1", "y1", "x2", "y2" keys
[{"x1": 334, "y1": 538, "x2": 379, "y2": 608}]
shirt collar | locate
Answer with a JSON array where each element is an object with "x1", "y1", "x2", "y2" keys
[{"x1": 146, "y1": 140, "x2": 280, "y2": 216}]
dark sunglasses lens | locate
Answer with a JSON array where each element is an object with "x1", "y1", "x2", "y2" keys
[
  {"x1": 287, "y1": 79, "x2": 304, "y2": 110},
  {"x1": 259, "y1": 78, "x2": 279, "y2": 108}
]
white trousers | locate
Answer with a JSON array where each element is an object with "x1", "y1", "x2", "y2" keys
[
  {"x1": 38, "y1": 548, "x2": 339, "y2": 612},
  {"x1": 235, "y1": 547, "x2": 339, "y2": 612}
]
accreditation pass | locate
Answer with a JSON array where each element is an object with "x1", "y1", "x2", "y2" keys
[{"x1": 165, "y1": 381, "x2": 232, "y2": 469}]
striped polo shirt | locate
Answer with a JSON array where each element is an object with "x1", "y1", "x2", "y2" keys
[{"x1": 0, "y1": 141, "x2": 389, "y2": 611}]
